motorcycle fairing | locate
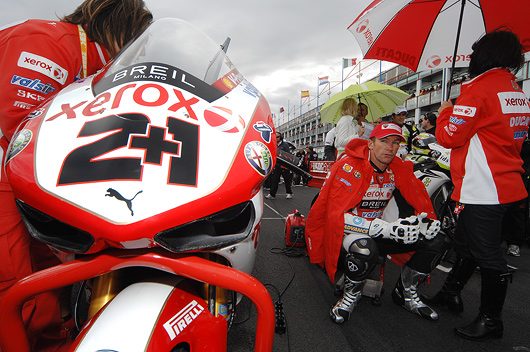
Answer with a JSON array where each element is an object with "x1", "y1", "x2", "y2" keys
[
  {"x1": 5, "y1": 19, "x2": 276, "y2": 254},
  {"x1": 32, "y1": 75, "x2": 262, "y2": 223}
]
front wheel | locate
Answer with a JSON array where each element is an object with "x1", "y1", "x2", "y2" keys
[{"x1": 431, "y1": 182, "x2": 456, "y2": 237}]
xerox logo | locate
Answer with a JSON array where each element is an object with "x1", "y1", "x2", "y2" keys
[
  {"x1": 453, "y1": 105, "x2": 476, "y2": 117},
  {"x1": 426, "y1": 55, "x2": 442, "y2": 68},
  {"x1": 498, "y1": 92, "x2": 530, "y2": 114},
  {"x1": 356, "y1": 20, "x2": 369, "y2": 33},
  {"x1": 17, "y1": 52, "x2": 68, "y2": 84}
]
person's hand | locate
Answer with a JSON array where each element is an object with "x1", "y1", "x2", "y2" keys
[
  {"x1": 358, "y1": 125, "x2": 365, "y2": 137},
  {"x1": 417, "y1": 212, "x2": 441, "y2": 239},
  {"x1": 438, "y1": 99, "x2": 453, "y2": 114},
  {"x1": 369, "y1": 217, "x2": 420, "y2": 244}
]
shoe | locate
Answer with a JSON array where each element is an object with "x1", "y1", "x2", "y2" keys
[
  {"x1": 454, "y1": 312, "x2": 503, "y2": 341},
  {"x1": 392, "y1": 265, "x2": 438, "y2": 321},
  {"x1": 506, "y1": 245, "x2": 520, "y2": 257},
  {"x1": 265, "y1": 194, "x2": 275, "y2": 200},
  {"x1": 286, "y1": 194, "x2": 293, "y2": 199},
  {"x1": 330, "y1": 278, "x2": 364, "y2": 324}
]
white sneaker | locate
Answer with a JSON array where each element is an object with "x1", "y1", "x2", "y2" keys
[
  {"x1": 286, "y1": 194, "x2": 293, "y2": 199},
  {"x1": 265, "y1": 194, "x2": 275, "y2": 200}
]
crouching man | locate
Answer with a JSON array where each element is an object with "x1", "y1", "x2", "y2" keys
[{"x1": 306, "y1": 122, "x2": 450, "y2": 323}]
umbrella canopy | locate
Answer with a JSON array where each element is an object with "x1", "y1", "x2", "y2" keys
[
  {"x1": 319, "y1": 81, "x2": 410, "y2": 124},
  {"x1": 348, "y1": 0, "x2": 530, "y2": 73}
]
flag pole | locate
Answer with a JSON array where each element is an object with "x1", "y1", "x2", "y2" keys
[
  {"x1": 287, "y1": 100, "x2": 290, "y2": 127},
  {"x1": 317, "y1": 79, "x2": 320, "y2": 114},
  {"x1": 341, "y1": 59, "x2": 344, "y2": 91}
]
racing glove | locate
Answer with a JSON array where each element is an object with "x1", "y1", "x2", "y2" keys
[
  {"x1": 344, "y1": 214, "x2": 420, "y2": 244},
  {"x1": 417, "y1": 212, "x2": 441, "y2": 240}
]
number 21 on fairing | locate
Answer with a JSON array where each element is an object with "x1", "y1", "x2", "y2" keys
[{"x1": 58, "y1": 113, "x2": 199, "y2": 186}]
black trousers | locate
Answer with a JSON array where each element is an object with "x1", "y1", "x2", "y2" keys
[
  {"x1": 269, "y1": 166, "x2": 292, "y2": 197},
  {"x1": 455, "y1": 203, "x2": 513, "y2": 272}
]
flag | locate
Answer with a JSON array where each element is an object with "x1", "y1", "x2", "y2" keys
[
  {"x1": 301, "y1": 90, "x2": 309, "y2": 98},
  {"x1": 318, "y1": 76, "x2": 329, "y2": 85},
  {"x1": 280, "y1": 107, "x2": 284, "y2": 113},
  {"x1": 343, "y1": 58, "x2": 357, "y2": 68}
]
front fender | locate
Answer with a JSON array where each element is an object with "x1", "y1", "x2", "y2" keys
[{"x1": 72, "y1": 281, "x2": 226, "y2": 351}]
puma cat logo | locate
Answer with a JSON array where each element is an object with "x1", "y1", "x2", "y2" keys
[{"x1": 105, "y1": 188, "x2": 143, "y2": 216}]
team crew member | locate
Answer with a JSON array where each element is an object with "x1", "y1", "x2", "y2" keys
[
  {"x1": 392, "y1": 105, "x2": 418, "y2": 157},
  {"x1": 0, "y1": 1, "x2": 152, "y2": 350},
  {"x1": 428, "y1": 29, "x2": 530, "y2": 341},
  {"x1": 306, "y1": 123, "x2": 449, "y2": 324}
]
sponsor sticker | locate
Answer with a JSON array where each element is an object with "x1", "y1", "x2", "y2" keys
[
  {"x1": 253, "y1": 121, "x2": 273, "y2": 143},
  {"x1": 163, "y1": 300, "x2": 205, "y2": 340},
  {"x1": 18, "y1": 51, "x2": 67, "y2": 84},
  {"x1": 203, "y1": 106, "x2": 245, "y2": 133},
  {"x1": 453, "y1": 105, "x2": 476, "y2": 117},
  {"x1": 361, "y1": 210, "x2": 383, "y2": 218},
  {"x1": 498, "y1": 92, "x2": 530, "y2": 114},
  {"x1": 340, "y1": 178, "x2": 352, "y2": 186},
  {"x1": 244, "y1": 141, "x2": 273, "y2": 176},
  {"x1": 11, "y1": 75, "x2": 55, "y2": 94},
  {"x1": 344, "y1": 224, "x2": 369, "y2": 234},
  {"x1": 6, "y1": 129, "x2": 32, "y2": 163}
]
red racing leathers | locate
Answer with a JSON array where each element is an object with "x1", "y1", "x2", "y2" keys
[
  {"x1": 436, "y1": 69, "x2": 530, "y2": 205},
  {"x1": 0, "y1": 19, "x2": 110, "y2": 351},
  {"x1": 306, "y1": 138, "x2": 436, "y2": 282}
]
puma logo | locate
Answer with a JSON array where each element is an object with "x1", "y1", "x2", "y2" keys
[{"x1": 105, "y1": 188, "x2": 143, "y2": 216}]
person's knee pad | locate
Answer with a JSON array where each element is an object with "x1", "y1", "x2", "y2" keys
[{"x1": 343, "y1": 236, "x2": 379, "y2": 281}]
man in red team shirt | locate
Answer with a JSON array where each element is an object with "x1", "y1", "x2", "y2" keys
[
  {"x1": 0, "y1": 1, "x2": 152, "y2": 350},
  {"x1": 306, "y1": 122, "x2": 449, "y2": 324}
]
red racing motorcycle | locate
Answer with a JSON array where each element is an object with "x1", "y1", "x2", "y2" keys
[{"x1": 0, "y1": 18, "x2": 276, "y2": 352}]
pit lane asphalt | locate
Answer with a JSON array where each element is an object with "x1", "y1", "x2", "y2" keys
[{"x1": 227, "y1": 185, "x2": 530, "y2": 352}]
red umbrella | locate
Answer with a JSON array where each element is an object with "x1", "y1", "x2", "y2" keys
[{"x1": 348, "y1": 0, "x2": 530, "y2": 94}]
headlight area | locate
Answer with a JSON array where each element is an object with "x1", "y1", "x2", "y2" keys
[
  {"x1": 154, "y1": 201, "x2": 255, "y2": 253},
  {"x1": 16, "y1": 199, "x2": 95, "y2": 253}
]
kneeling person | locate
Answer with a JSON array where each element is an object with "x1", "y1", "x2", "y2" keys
[{"x1": 306, "y1": 123, "x2": 450, "y2": 324}]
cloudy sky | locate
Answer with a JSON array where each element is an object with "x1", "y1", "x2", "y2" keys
[{"x1": 0, "y1": 0, "x2": 397, "y2": 124}]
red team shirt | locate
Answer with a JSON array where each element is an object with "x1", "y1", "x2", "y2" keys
[
  {"x1": 437, "y1": 69, "x2": 530, "y2": 205},
  {"x1": 0, "y1": 19, "x2": 110, "y2": 143},
  {"x1": 351, "y1": 169, "x2": 395, "y2": 221}
]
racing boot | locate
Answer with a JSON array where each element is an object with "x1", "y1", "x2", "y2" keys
[
  {"x1": 421, "y1": 257, "x2": 477, "y2": 313},
  {"x1": 454, "y1": 269, "x2": 511, "y2": 341},
  {"x1": 330, "y1": 277, "x2": 364, "y2": 324},
  {"x1": 392, "y1": 264, "x2": 438, "y2": 321}
]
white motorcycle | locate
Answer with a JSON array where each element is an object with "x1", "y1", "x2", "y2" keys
[{"x1": 407, "y1": 133, "x2": 456, "y2": 238}]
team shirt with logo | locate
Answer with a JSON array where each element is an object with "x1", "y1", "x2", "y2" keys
[
  {"x1": 437, "y1": 68, "x2": 530, "y2": 204},
  {"x1": 350, "y1": 168, "x2": 395, "y2": 221}
]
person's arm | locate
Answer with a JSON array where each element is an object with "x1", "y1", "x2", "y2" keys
[
  {"x1": 0, "y1": 30, "x2": 78, "y2": 141},
  {"x1": 334, "y1": 116, "x2": 359, "y2": 151},
  {"x1": 344, "y1": 212, "x2": 440, "y2": 243},
  {"x1": 436, "y1": 96, "x2": 480, "y2": 149}
]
